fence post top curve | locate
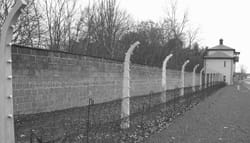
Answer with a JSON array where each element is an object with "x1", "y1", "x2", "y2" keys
[
  {"x1": 163, "y1": 53, "x2": 173, "y2": 65},
  {"x1": 182, "y1": 59, "x2": 190, "y2": 67},
  {"x1": 194, "y1": 64, "x2": 199, "y2": 69},
  {"x1": 193, "y1": 64, "x2": 199, "y2": 72},
  {"x1": 124, "y1": 41, "x2": 140, "y2": 63},
  {"x1": 1, "y1": 0, "x2": 27, "y2": 31},
  {"x1": 184, "y1": 59, "x2": 190, "y2": 65},
  {"x1": 181, "y1": 60, "x2": 190, "y2": 72},
  {"x1": 0, "y1": 0, "x2": 27, "y2": 47},
  {"x1": 166, "y1": 53, "x2": 173, "y2": 59},
  {"x1": 126, "y1": 41, "x2": 140, "y2": 55}
]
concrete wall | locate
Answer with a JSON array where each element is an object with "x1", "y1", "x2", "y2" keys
[{"x1": 12, "y1": 45, "x2": 200, "y2": 115}]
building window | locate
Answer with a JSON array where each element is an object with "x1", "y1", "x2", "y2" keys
[
  {"x1": 223, "y1": 75, "x2": 226, "y2": 82},
  {"x1": 224, "y1": 61, "x2": 226, "y2": 67}
]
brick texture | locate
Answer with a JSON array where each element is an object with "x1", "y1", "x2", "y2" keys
[{"x1": 12, "y1": 45, "x2": 201, "y2": 115}]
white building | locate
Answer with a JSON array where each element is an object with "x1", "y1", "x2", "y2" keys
[{"x1": 204, "y1": 39, "x2": 240, "y2": 85}]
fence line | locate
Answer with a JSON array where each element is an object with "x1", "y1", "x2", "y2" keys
[{"x1": 14, "y1": 82, "x2": 225, "y2": 143}]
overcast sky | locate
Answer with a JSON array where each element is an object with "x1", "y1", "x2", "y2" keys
[{"x1": 82, "y1": 0, "x2": 250, "y2": 72}]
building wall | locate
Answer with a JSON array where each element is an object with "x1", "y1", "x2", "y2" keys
[
  {"x1": 205, "y1": 59, "x2": 233, "y2": 84},
  {"x1": 232, "y1": 62, "x2": 235, "y2": 75},
  {"x1": 208, "y1": 50, "x2": 234, "y2": 56},
  {"x1": 12, "y1": 45, "x2": 201, "y2": 115}
]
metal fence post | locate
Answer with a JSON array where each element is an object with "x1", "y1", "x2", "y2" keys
[
  {"x1": 140, "y1": 103, "x2": 146, "y2": 126},
  {"x1": 192, "y1": 64, "x2": 199, "y2": 92},
  {"x1": 180, "y1": 60, "x2": 190, "y2": 96},
  {"x1": 0, "y1": 1, "x2": 27, "y2": 142},
  {"x1": 121, "y1": 41, "x2": 140, "y2": 129},
  {"x1": 86, "y1": 98, "x2": 94, "y2": 143},
  {"x1": 161, "y1": 53, "x2": 173, "y2": 102}
]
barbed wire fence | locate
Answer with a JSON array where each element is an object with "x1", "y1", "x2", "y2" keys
[{"x1": 14, "y1": 81, "x2": 225, "y2": 143}]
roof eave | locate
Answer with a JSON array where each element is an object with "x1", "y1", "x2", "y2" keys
[
  {"x1": 204, "y1": 57, "x2": 235, "y2": 59},
  {"x1": 234, "y1": 51, "x2": 240, "y2": 54},
  {"x1": 207, "y1": 49, "x2": 235, "y2": 52}
]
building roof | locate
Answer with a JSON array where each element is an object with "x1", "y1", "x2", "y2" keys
[
  {"x1": 204, "y1": 51, "x2": 234, "y2": 59},
  {"x1": 208, "y1": 39, "x2": 235, "y2": 51},
  {"x1": 209, "y1": 45, "x2": 235, "y2": 51},
  {"x1": 204, "y1": 39, "x2": 239, "y2": 61}
]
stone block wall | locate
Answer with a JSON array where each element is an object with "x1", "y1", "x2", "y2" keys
[{"x1": 12, "y1": 45, "x2": 200, "y2": 115}]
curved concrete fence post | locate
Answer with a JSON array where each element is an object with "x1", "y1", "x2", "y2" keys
[
  {"x1": 216, "y1": 73, "x2": 218, "y2": 84},
  {"x1": 214, "y1": 73, "x2": 217, "y2": 85},
  {"x1": 161, "y1": 53, "x2": 173, "y2": 102},
  {"x1": 210, "y1": 73, "x2": 213, "y2": 87},
  {"x1": 217, "y1": 73, "x2": 220, "y2": 83},
  {"x1": 211, "y1": 73, "x2": 214, "y2": 86},
  {"x1": 0, "y1": 0, "x2": 27, "y2": 142},
  {"x1": 218, "y1": 74, "x2": 220, "y2": 82},
  {"x1": 180, "y1": 60, "x2": 190, "y2": 96},
  {"x1": 208, "y1": 73, "x2": 210, "y2": 87},
  {"x1": 219, "y1": 73, "x2": 222, "y2": 82},
  {"x1": 199, "y1": 68, "x2": 204, "y2": 90},
  {"x1": 207, "y1": 73, "x2": 210, "y2": 87},
  {"x1": 121, "y1": 41, "x2": 140, "y2": 129},
  {"x1": 217, "y1": 73, "x2": 219, "y2": 83},
  {"x1": 208, "y1": 73, "x2": 211, "y2": 87},
  {"x1": 213, "y1": 73, "x2": 215, "y2": 86},
  {"x1": 204, "y1": 72, "x2": 207, "y2": 88},
  {"x1": 218, "y1": 73, "x2": 220, "y2": 83},
  {"x1": 192, "y1": 64, "x2": 199, "y2": 92},
  {"x1": 217, "y1": 73, "x2": 219, "y2": 84},
  {"x1": 212, "y1": 73, "x2": 215, "y2": 86}
]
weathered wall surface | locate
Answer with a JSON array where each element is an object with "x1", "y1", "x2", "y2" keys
[{"x1": 12, "y1": 45, "x2": 200, "y2": 115}]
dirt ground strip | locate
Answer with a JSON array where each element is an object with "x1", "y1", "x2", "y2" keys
[{"x1": 145, "y1": 82, "x2": 250, "y2": 143}]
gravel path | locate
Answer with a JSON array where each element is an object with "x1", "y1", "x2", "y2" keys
[{"x1": 145, "y1": 81, "x2": 250, "y2": 143}]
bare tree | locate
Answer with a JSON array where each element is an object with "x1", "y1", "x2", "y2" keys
[
  {"x1": 1, "y1": 0, "x2": 44, "y2": 47},
  {"x1": 162, "y1": 0, "x2": 188, "y2": 43},
  {"x1": 32, "y1": 1, "x2": 43, "y2": 47},
  {"x1": 15, "y1": 0, "x2": 44, "y2": 47},
  {"x1": 77, "y1": 0, "x2": 131, "y2": 58},
  {"x1": 74, "y1": 3, "x2": 96, "y2": 54},
  {"x1": 0, "y1": 0, "x2": 13, "y2": 28},
  {"x1": 186, "y1": 27, "x2": 199, "y2": 48},
  {"x1": 41, "y1": 0, "x2": 78, "y2": 50}
]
